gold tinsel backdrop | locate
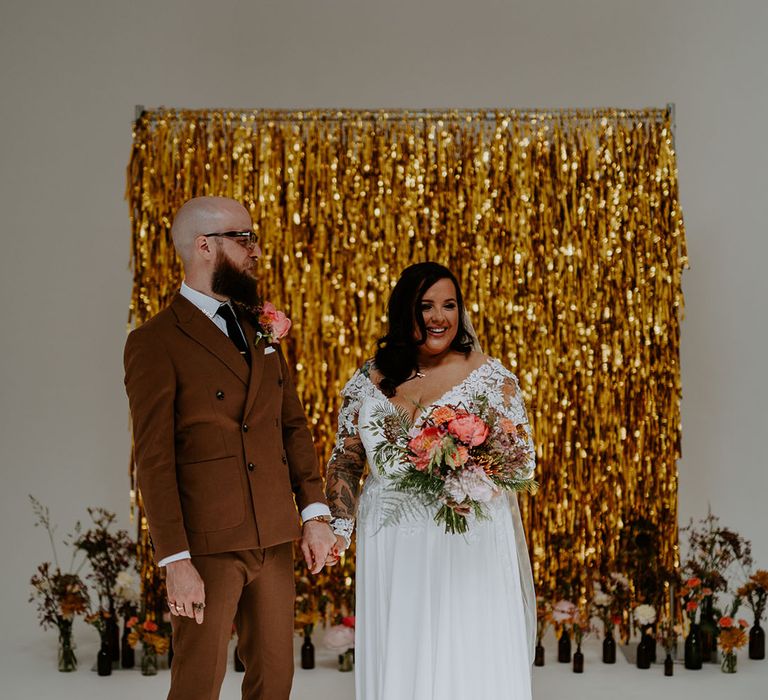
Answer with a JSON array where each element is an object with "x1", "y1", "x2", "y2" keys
[{"x1": 126, "y1": 108, "x2": 687, "y2": 622}]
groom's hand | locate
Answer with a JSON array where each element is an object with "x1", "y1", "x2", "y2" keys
[
  {"x1": 301, "y1": 520, "x2": 337, "y2": 575},
  {"x1": 165, "y1": 559, "x2": 206, "y2": 624}
]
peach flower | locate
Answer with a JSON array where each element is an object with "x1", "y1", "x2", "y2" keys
[
  {"x1": 407, "y1": 426, "x2": 443, "y2": 471},
  {"x1": 259, "y1": 301, "x2": 292, "y2": 341},
  {"x1": 448, "y1": 414, "x2": 489, "y2": 447}
]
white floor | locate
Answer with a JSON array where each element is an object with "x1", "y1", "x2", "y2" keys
[{"x1": 1, "y1": 632, "x2": 765, "y2": 699}]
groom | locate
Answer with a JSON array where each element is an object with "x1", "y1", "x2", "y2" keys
[{"x1": 124, "y1": 196, "x2": 336, "y2": 699}]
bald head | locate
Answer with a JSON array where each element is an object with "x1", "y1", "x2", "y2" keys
[{"x1": 171, "y1": 196, "x2": 252, "y2": 265}]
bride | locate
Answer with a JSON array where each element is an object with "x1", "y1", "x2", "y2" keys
[{"x1": 325, "y1": 262, "x2": 536, "y2": 700}]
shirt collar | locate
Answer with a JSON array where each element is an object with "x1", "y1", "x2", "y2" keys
[{"x1": 180, "y1": 281, "x2": 230, "y2": 320}]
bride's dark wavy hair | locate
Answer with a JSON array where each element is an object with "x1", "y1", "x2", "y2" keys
[{"x1": 375, "y1": 262, "x2": 474, "y2": 397}]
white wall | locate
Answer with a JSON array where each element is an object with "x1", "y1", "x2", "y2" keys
[{"x1": 1, "y1": 0, "x2": 766, "y2": 654}]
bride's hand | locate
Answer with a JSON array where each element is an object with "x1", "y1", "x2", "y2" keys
[{"x1": 325, "y1": 534, "x2": 349, "y2": 567}]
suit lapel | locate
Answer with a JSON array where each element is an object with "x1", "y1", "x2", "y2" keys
[
  {"x1": 240, "y1": 312, "x2": 265, "y2": 417},
  {"x1": 172, "y1": 295, "x2": 250, "y2": 385}
]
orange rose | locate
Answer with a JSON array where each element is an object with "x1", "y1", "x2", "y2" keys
[
  {"x1": 143, "y1": 620, "x2": 159, "y2": 632},
  {"x1": 719, "y1": 616, "x2": 733, "y2": 628},
  {"x1": 686, "y1": 601, "x2": 698, "y2": 613},
  {"x1": 686, "y1": 577, "x2": 701, "y2": 588},
  {"x1": 431, "y1": 406, "x2": 458, "y2": 425}
]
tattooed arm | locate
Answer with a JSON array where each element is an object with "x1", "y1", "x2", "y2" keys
[{"x1": 325, "y1": 366, "x2": 370, "y2": 549}]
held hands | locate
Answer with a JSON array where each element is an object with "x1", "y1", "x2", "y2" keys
[
  {"x1": 324, "y1": 534, "x2": 348, "y2": 567},
  {"x1": 300, "y1": 520, "x2": 338, "y2": 574},
  {"x1": 165, "y1": 559, "x2": 206, "y2": 624}
]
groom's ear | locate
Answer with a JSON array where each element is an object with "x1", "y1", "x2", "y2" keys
[{"x1": 194, "y1": 235, "x2": 216, "y2": 260}]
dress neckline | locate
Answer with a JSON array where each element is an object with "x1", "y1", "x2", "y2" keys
[{"x1": 365, "y1": 358, "x2": 495, "y2": 424}]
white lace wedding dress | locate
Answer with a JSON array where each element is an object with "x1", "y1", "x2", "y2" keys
[{"x1": 328, "y1": 358, "x2": 536, "y2": 700}]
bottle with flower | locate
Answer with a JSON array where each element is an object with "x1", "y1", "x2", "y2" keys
[
  {"x1": 126, "y1": 614, "x2": 170, "y2": 676},
  {"x1": 681, "y1": 577, "x2": 704, "y2": 669},
  {"x1": 633, "y1": 604, "x2": 657, "y2": 668},
  {"x1": 552, "y1": 600, "x2": 577, "y2": 663},
  {"x1": 591, "y1": 579, "x2": 621, "y2": 664},
  {"x1": 737, "y1": 569, "x2": 768, "y2": 660},
  {"x1": 718, "y1": 615, "x2": 749, "y2": 673},
  {"x1": 28, "y1": 497, "x2": 90, "y2": 672},
  {"x1": 571, "y1": 608, "x2": 591, "y2": 673}
]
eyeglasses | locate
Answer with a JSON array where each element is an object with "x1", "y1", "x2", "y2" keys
[{"x1": 202, "y1": 230, "x2": 260, "y2": 250}]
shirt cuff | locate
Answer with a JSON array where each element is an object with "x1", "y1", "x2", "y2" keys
[
  {"x1": 301, "y1": 502, "x2": 332, "y2": 523},
  {"x1": 158, "y1": 550, "x2": 191, "y2": 567}
]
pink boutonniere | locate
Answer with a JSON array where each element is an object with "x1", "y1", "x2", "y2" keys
[{"x1": 256, "y1": 301, "x2": 291, "y2": 345}]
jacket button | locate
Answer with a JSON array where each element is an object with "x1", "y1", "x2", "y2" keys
[
  {"x1": 277, "y1": 377, "x2": 283, "y2": 386},
  {"x1": 216, "y1": 391, "x2": 225, "y2": 400},
  {"x1": 281, "y1": 455, "x2": 287, "y2": 464},
  {"x1": 247, "y1": 462, "x2": 255, "y2": 472},
  {"x1": 242, "y1": 424, "x2": 249, "y2": 432}
]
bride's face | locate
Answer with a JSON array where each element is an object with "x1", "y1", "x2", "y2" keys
[{"x1": 414, "y1": 278, "x2": 460, "y2": 356}]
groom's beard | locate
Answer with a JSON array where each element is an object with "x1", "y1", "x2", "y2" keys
[{"x1": 211, "y1": 251, "x2": 259, "y2": 306}]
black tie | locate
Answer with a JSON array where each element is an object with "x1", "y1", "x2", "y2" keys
[{"x1": 216, "y1": 304, "x2": 251, "y2": 366}]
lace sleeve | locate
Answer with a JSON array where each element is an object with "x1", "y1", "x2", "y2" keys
[
  {"x1": 495, "y1": 366, "x2": 536, "y2": 481},
  {"x1": 325, "y1": 364, "x2": 371, "y2": 547}
]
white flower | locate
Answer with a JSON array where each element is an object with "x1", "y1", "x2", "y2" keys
[
  {"x1": 593, "y1": 592, "x2": 613, "y2": 608},
  {"x1": 323, "y1": 624, "x2": 355, "y2": 651},
  {"x1": 552, "y1": 600, "x2": 577, "y2": 623},
  {"x1": 610, "y1": 572, "x2": 630, "y2": 588},
  {"x1": 444, "y1": 467, "x2": 498, "y2": 504},
  {"x1": 115, "y1": 571, "x2": 140, "y2": 604},
  {"x1": 634, "y1": 604, "x2": 657, "y2": 627}
]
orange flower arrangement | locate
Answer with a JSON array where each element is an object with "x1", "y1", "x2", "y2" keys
[
  {"x1": 737, "y1": 569, "x2": 768, "y2": 624},
  {"x1": 127, "y1": 616, "x2": 170, "y2": 655}
]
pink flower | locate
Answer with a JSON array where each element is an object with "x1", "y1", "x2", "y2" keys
[
  {"x1": 407, "y1": 426, "x2": 443, "y2": 471},
  {"x1": 444, "y1": 466, "x2": 498, "y2": 503},
  {"x1": 447, "y1": 414, "x2": 489, "y2": 447},
  {"x1": 259, "y1": 301, "x2": 292, "y2": 342},
  {"x1": 738, "y1": 618, "x2": 749, "y2": 629},
  {"x1": 324, "y1": 624, "x2": 355, "y2": 651},
  {"x1": 552, "y1": 600, "x2": 577, "y2": 624}
]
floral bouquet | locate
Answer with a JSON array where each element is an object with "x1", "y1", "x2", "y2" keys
[
  {"x1": 126, "y1": 615, "x2": 170, "y2": 655},
  {"x1": 680, "y1": 577, "x2": 711, "y2": 624},
  {"x1": 737, "y1": 569, "x2": 768, "y2": 625},
  {"x1": 30, "y1": 562, "x2": 90, "y2": 629},
  {"x1": 536, "y1": 600, "x2": 551, "y2": 643},
  {"x1": 591, "y1": 580, "x2": 623, "y2": 636},
  {"x1": 718, "y1": 617, "x2": 749, "y2": 651},
  {"x1": 323, "y1": 616, "x2": 356, "y2": 651},
  {"x1": 368, "y1": 396, "x2": 536, "y2": 534},
  {"x1": 718, "y1": 616, "x2": 749, "y2": 672},
  {"x1": 552, "y1": 599, "x2": 578, "y2": 630},
  {"x1": 633, "y1": 604, "x2": 657, "y2": 633},
  {"x1": 28, "y1": 496, "x2": 90, "y2": 671}
]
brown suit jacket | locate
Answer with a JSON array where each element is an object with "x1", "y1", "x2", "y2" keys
[{"x1": 124, "y1": 294, "x2": 326, "y2": 562}]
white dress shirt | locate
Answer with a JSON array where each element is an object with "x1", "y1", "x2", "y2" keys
[{"x1": 157, "y1": 282, "x2": 330, "y2": 567}]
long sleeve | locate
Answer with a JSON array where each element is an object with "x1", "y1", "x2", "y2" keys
[
  {"x1": 497, "y1": 370, "x2": 536, "y2": 481},
  {"x1": 124, "y1": 328, "x2": 190, "y2": 561},
  {"x1": 325, "y1": 367, "x2": 370, "y2": 547},
  {"x1": 278, "y1": 346, "x2": 328, "y2": 511}
]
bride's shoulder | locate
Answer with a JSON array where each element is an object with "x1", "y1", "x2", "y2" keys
[
  {"x1": 342, "y1": 359, "x2": 378, "y2": 395},
  {"x1": 470, "y1": 352, "x2": 517, "y2": 379}
]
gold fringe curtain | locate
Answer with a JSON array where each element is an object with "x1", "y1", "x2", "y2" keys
[{"x1": 127, "y1": 108, "x2": 686, "y2": 615}]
